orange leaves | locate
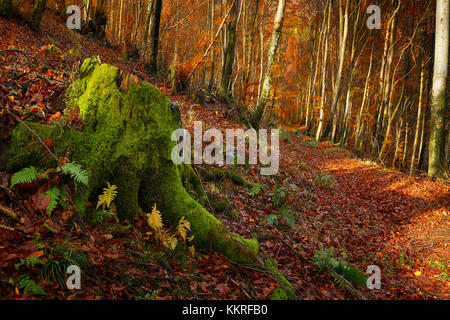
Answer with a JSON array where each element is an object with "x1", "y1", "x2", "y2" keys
[{"x1": 28, "y1": 250, "x2": 44, "y2": 258}]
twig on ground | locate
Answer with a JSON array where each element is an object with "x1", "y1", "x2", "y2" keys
[
  {"x1": 230, "y1": 279, "x2": 252, "y2": 299},
  {"x1": 331, "y1": 270, "x2": 367, "y2": 300},
  {"x1": 0, "y1": 204, "x2": 24, "y2": 224},
  {"x1": 0, "y1": 223, "x2": 15, "y2": 231},
  {"x1": 0, "y1": 49, "x2": 37, "y2": 61}
]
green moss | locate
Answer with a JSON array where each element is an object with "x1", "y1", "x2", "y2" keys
[
  {"x1": 107, "y1": 223, "x2": 131, "y2": 238},
  {"x1": 229, "y1": 173, "x2": 248, "y2": 186},
  {"x1": 271, "y1": 288, "x2": 289, "y2": 300},
  {"x1": 265, "y1": 258, "x2": 294, "y2": 300},
  {"x1": 6, "y1": 122, "x2": 89, "y2": 172},
  {"x1": 213, "y1": 168, "x2": 225, "y2": 180},
  {"x1": 139, "y1": 161, "x2": 260, "y2": 265},
  {"x1": 211, "y1": 168, "x2": 250, "y2": 187},
  {"x1": 198, "y1": 167, "x2": 215, "y2": 181},
  {"x1": 234, "y1": 235, "x2": 259, "y2": 252}
]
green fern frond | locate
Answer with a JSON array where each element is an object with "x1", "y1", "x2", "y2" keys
[
  {"x1": 278, "y1": 207, "x2": 296, "y2": 228},
  {"x1": 45, "y1": 187, "x2": 61, "y2": 215},
  {"x1": 10, "y1": 166, "x2": 38, "y2": 188},
  {"x1": 61, "y1": 162, "x2": 88, "y2": 186},
  {"x1": 312, "y1": 248, "x2": 367, "y2": 287},
  {"x1": 336, "y1": 263, "x2": 367, "y2": 287},
  {"x1": 97, "y1": 182, "x2": 118, "y2": 209},
  {"x1": 15, "y1": 257, "x2": 45, "y2": 270},
  {"x1": 17, "y1": 274, "x2": 46, "y2": 296}
]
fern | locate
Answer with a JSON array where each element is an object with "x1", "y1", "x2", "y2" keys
[
  {"x1": 278, "y1": 207, "x2": 296, "y2": 228},
  {"x1": 15, "y1": 257, "x2": 45, "y2": 270},
  {"x1": 249, "y1": 183, "x2": 262, "y2": 197},
  {"x1": 335, "y1": 262, "x2": 367, "y2": 287},
  {"x1": 45, "y1": 187, "x2": 61, "y2": 215},
  {"x1": 97, "y1": 182, "x2": 118, "y2": 209},
  {"x1": 176, "y1": 216, "x2": 191, "y2": 242},
  {"x1": 160, "y1": 230, "x2": 178, "y2": 250},
  {"x1": 17, "y1": 274, "x2": 46, "y2": 296},
  {"x1": 145, "y1": 205, "x2": 193, "y2": 251},
  {"x1": 264, "y1": 214, "x2": 279, "y2": 225},
  {"x1": 93, "y1": 210, "x2": 115, "y2": 224},
  {"x1": 10, "y1": 166, "x2": 38, "y2": 188},
  {"x1": 60, "y1": 162, "x2": 88, "y2": 186},
  {"x1": 147, "y1": 204, "x2": 163, "y2": 231},
  {"x1": 312, "y1": 248, "x2": 367, "y2": 288},
  {"x1": 272, "y1": 183, "x2": 288, "y2": 208}
]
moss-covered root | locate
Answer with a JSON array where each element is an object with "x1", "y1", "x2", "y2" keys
[
  {"x1": 141, "y1": 163, "x2": 294, "y2": 299},
  {"x1": 264, "y1": 258, "x2": 295, "y2": 300},
  {"x1": 140, "y1": 161, "x2": 261, "y2": 266},
  {"x1": 199, "y1": 167, "x2": 251, "y2": 187},
  {"x1": 180, "y1": 164, "x2": 206, "y2": 206}
]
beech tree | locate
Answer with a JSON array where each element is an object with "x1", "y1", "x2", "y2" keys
[
  {"x1": 250, "y1": 0, "x2": 286, "y2": 129},
  {"x1": 219, "y1": 0, "x2": 239, "y2": 97},
  {"x1": 428, "y1": 0, "x2": 449, "y2": 178}
]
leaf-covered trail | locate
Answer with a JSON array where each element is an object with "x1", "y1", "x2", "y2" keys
[
  {"x1": 276, "y1": 129, "x2": 449, "y2": 299},
  {"x1": 175, "y1": 99, "x2": 449, "y2": 299}
]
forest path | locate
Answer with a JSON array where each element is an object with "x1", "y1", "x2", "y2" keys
[{"x1": 278, "y1": 130, "x2": 450, "y2": 299}]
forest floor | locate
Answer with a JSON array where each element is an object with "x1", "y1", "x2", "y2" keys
[{"x1": 0, "y1": 14, "x2": 449, "y2": 300}]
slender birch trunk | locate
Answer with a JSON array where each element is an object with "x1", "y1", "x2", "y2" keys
[{"x1": 410, "y1": 59, "x2": 426, "y2": 175}]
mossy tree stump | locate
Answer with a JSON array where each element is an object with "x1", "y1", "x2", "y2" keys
[{"x1": 7, "y1": 59, "x2": 294, "y2": 299}]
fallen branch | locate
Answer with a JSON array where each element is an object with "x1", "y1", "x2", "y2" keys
[
  {"x1": 0, "y1": 49, "x2": 37, "y2": 61},
  {"x1": 0, "y1": 204, "x2": 24, "y2": 224},
  {"x1": 331, "y1": 270, "x2": 367, "y2": 300},
  {"x1": 0, "y1": 223, "x2": 15, "y2": 231}
]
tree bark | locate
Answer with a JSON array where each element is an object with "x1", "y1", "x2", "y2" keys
[
  {"x1": 219, "y1": 0, "x2": 239, "y2": 96},
  {"x1": 250, "y1": 0, "x2": 286, "y2": 129},
  {"x1": 321, "y1": 0, "x2": 349, "y2": 141},
  {"x1": 148, "y1": 0, "x2": 162, "y2": 74},
  {"x1": 428, "y1": 0, "x2": 449, "y2": 178}
]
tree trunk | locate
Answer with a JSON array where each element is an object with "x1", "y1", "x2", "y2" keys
[
  {"x1": 410, "y1": 58, "x2": 426, "y2": 175},
  {"x1": 219, "y1": 0, "x2": 239, "y2": 96},
  {"x1": 321, "y1": 0, "x2": 349, "y2": 141},
  {"x1": 148, "y1": 0, "x2": 162, "y2": 74},
  {"x1": 250, "y1": 0, "x2": 286, "y2": 129},
  {"x1": 315, "y1": 0, "x2": 331, "y2": 141},
  {"x1": 428, "y1": 0, "x2": 449, "y2": 178}
]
